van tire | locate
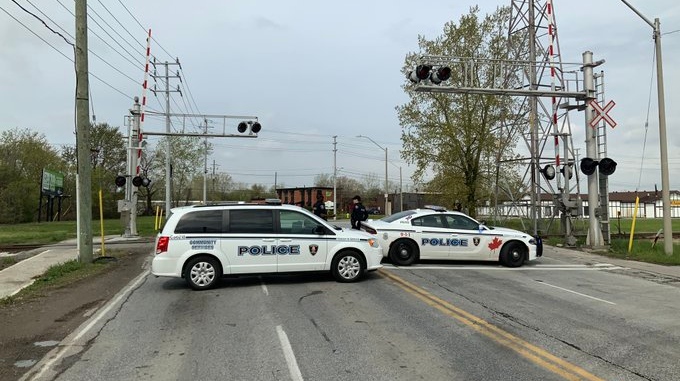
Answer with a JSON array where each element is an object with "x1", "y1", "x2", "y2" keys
[
  {"x1": 331, "y1": 251, "x2": 364, "y2": 283},
  {"x1": 185, "y1": 256, "x2": 221, "y2": 290}
]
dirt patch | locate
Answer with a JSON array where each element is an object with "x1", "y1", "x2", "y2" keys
[{"x1": 0, "y1": 244, "x2": 152, "y2": 381}]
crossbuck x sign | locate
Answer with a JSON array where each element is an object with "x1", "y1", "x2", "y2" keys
[{"x1": 589, "y1": 100, "x2": 617, "y2": 128}]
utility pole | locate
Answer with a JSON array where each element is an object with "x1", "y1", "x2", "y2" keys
[
  {"x1": 583, "y1": 51, "x2": 605, "y2": 248},
  {"x1": 150, "y1": 60, "x2": 181, "y2": 213},
  {"x1": 128, "y1": 97, "x2": 141, "y2": 236},
  {"x1": 333, "y1": 136, "x2": 337, "y2": 220},
  {"x1": 75, "y1": 0, "x2": 92, "y2": 263},
  {"x1": 202, "y1": 118, "x2": 210, "y2": 204},
  {"x1": 620, "y1": 0, "x2": 672, "y2": 255}
]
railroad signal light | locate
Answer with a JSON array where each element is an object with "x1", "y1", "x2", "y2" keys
[
  {"x1": 132, "y1": 176, "x2": 151, "y2": 187},
  {"x1": 580, "y1": 157, "x2": 617, "y2": 176},
  {"x1": 540, "y1": 164, "x2": 556, "y2": 180},
  {"x1": 560, "y1": 164, "x2": 574, "y2": 179},
  {"x1": 430, "y1": 67, "x2": 451, "y2": 84},
  {"x1": 237, "y1": 121, "x2": 262, "y2": 134},
  {"x1": 115, "y1": 175, "x2": 126, "y2": 187},
  {"x1": 598, "y1": 158, "x2": 617, "y2": 176}
]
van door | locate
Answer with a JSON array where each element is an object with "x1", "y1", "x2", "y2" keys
[
  {"x1": 276, "y1": 210, "x2": 328, "y2": 272},
  {"x1": 225, "y1": 209, "x2": 277, "y2": 274}
]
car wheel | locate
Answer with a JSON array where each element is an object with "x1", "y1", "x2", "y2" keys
[
  {"x1": 389, "y1": 239, "x2": 417, "y2": 266},
  {"x1": 184, "y1": 256, "x2": 221, "y2": 290},
  {"x1": 331, "y1": 251, "x2": 365, "y2": 283},
  {"x1": 499, "y1": 242, "x2": 526, "y2": 267}
]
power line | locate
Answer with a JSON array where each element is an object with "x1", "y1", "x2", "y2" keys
[
  {"x1": 115, "y1": 0, "x2": 174, "y2": 60},
  {"x1": 55, "y1": 0, "x2": 144, "y2": 72},
  {"x1": 95, "y1": 0, "x2": 146, "y2": 50},
  {"x1": 0, "y1": 4, "x2": 132, "y2": 100},
  {"x1": 10, "y1": 0, "x2": 72, "y2": 46}
]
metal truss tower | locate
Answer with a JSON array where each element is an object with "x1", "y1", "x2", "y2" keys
[{"x1": 507, "y1": 0, "x2": 582, "y2": 245}]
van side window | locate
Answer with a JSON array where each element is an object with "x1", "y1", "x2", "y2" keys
[
  {"x1": 174, "y1": 210, "x2": 223, "y2": 233},
  {"x1": 279, "y1": 210, "x2": 322, "y2": 234},
  {"x1": 229, "y1": 209, "x2": 275, "y2": 234}
]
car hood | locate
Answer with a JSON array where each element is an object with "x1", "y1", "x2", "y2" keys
[{"x1": 486, "y1": 226, "x2": 531, "y2": 238}]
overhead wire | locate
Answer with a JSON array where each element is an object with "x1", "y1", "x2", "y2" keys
[
  {"x1": 635, "y1": 47, "x2": 657, "y2": 193},
  {"x1": 0, "y1": 4, "x2": 131, "y2": 100}
]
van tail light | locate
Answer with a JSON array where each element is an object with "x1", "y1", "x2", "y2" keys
[{"x1": 156, "y1": 236, "x2": 169, "y2": 254}]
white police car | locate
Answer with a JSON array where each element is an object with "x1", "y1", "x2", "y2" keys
[
  {"x1": 152, "y1": 200, "x2": 383, "y2": 290},
  {"x1": 361, "y1": 206, "x2": 542, "y2": 267}
]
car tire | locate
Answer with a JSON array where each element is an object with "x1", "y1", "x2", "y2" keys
[
  {"x1": 389, "y1": 239, "x2": 417, "y2": 266},
  {"x1": 331, "y1": 251, "x2": 365, "y2": 283},
  {"x1": 499, "y1": 242, "x2": 526, "y2": 267},
  {"x1": 184, "y1": 256, "x2": 222, "y2": 290}
]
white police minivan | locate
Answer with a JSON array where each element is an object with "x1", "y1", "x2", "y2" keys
[{"x1": 152, "y1": 200, "x2": 383, "y2": 290}]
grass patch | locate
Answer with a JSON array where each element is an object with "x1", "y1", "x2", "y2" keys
[
  {"x1": 0, "y1": 257, "x2": 18, "y2": 271},
  {"x1": 0, "y1": 216, "x2": 158, "y2": 246},
  {"x1": 0, "y1": 250, "x2": 130, "y2": 306},
  {"x1": 604, "y1": 238, "x2": 680, "y2": 265}
]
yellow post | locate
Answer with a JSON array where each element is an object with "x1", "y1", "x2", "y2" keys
[
  {"x1": 628, "y1": 196, "x2": 640, "y2": 253},
  {"x1": 155, "y1": 205, "x2": 160, "y2": 230},
  {"x1": 98, "y1": 189, "x2": 105, "y2": 257}
]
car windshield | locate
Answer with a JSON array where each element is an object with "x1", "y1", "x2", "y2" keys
[{"x1": 381, "y1": 210, "x2": 417, "y2": 223}]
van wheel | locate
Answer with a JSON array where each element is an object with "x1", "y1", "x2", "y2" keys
[
  {"x1": 499, "y1": 242, "x2": 526, "y2": 268},
  {"x1": 185, "y1": 256, "x2": 221, "y2": 290},
  {"x1": 389, "y1": 239, "x2": 417, "y2": 266},
  {"x1": 331, "y1": 251, "x2": 364, "y2": 283}
]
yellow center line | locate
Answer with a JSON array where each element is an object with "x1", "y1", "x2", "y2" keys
[{"x1": 378, "y1": 270, "x2": 606, "y2": 381}]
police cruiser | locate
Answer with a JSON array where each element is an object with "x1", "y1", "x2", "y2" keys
[
  {"x1": 361, "y1": 206, "x2": 542, "y2": 267},
  {"x1": 152, "y1": 200, "x2": 383, "y2": 290}
]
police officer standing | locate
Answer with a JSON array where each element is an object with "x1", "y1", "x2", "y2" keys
[
  {"x1": 313, "y1": 192, "x2": 328, "y2": 220},
  {"x1": 350, "y1": 195, "x2": 367, "y2": 230}
]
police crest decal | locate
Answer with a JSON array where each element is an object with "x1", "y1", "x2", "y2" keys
[
  {"x1": 473, "y1": 237, "x2": 480, "y2": 246},
  {"x1": 309, "y1": 244, "x2": 319, "y2": 256}
]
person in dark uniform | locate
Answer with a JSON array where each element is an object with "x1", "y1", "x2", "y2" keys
[
  {"x1": 350, "y1": 195, "x2": 367, "y2": 230},
  {"x1": 313, "y1": 193, "x2": 327, "y2": 220}
]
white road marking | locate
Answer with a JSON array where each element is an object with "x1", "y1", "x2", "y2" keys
[
  {"x1": 276, "y1": 325, "x2": 303, "y2": 381},
  {"x1": 537, "y1": 280, "x2": 617, "y2": 305},
  {"x1": 382, "y1": 264, "x2": 625, "y2": 271},
  {"x1": 259, "y1": 276, "x2": 269, "y2": 296},
  {"x1": 25, "y1": 270, "x2": 149, "y2": 381}
]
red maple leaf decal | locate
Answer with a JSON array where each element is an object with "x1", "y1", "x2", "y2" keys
[{"x1": 488, "y1": 237, "x2": 503, "y2": 251}]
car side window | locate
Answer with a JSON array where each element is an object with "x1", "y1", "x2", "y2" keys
[
  {"x1": 444, "y1": 214, "x2": 479, "y2": 230},
  {"x1": 280, "y1": 210, "x2": 322, "y2": 234},
  {"x1": 228, "y1": 209, "x2": 275, "y2": 234},
  {"x1": 174, "y1": 210, "x2": 224, "y2": 233},
  {"x1": 413, "y1": 215, "x2": 443, "y2": 228}
]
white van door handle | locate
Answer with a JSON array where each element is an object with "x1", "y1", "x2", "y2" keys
[
  {"x1": 262, "y1": 239, "x2": 275, "y2": 242},
  {"x1": 280, "y1": 239, "x2": 292, "y2": 242}
]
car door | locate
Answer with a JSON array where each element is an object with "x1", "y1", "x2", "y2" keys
[
  {"x1": 225, "y1": 209, "x2": 278, "y2": 274},
  {"x1": 410, "y1": 214, "x2": 450, "y2": 259},
  {"x1": 276, "y1": 210, "x2": 328, "y2": 272},
  {"x1": 442, "y1": 213, "x2": 491, "y2": 260}
]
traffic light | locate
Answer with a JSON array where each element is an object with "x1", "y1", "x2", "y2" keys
[
  {"x1": 132, "y1": 176, "x2": 151, "y2": 187},
  {"x1": 115, "y1": 175, "x2": 126, "y2": 187},
  {"x1": 540, "y1": 164, "x2": 556, "y2": 180},
  {"x1": 580, "y1": 157, "x2": 617, "y2": 176},
  {"x1": 407, "y1": 64, "x2": 451, "y2": 84}
]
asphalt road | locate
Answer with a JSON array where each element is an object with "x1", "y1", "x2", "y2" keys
[{"x1": 26, "y1": 243, "x2": 680, "y2": 381}]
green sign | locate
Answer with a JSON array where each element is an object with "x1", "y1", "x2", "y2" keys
[{"x1": 42, "y1": 169, "x2": 64, "y2": 195}]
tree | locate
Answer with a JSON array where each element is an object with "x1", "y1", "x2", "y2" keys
[
  {"x1": 0, "y1": 128, "x2": 65, "y2": 223},
  {"x1": 397, "y1": 6, "x2": 525, "y2": 218},
  {"x1": 61, "y1": 122, "x2": 127, "y2": 217},
  {"x1": 149, "y1": 136, "x2": 205, "y2": 207}
]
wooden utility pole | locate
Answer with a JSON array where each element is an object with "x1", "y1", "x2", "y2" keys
[{"x1": 75, "y1": 0, "x2": 93, "y2": 263}]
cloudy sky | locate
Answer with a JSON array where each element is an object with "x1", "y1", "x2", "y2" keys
[{"x1": 1, "y1": 0, "x2": 678, "y2": 195}]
